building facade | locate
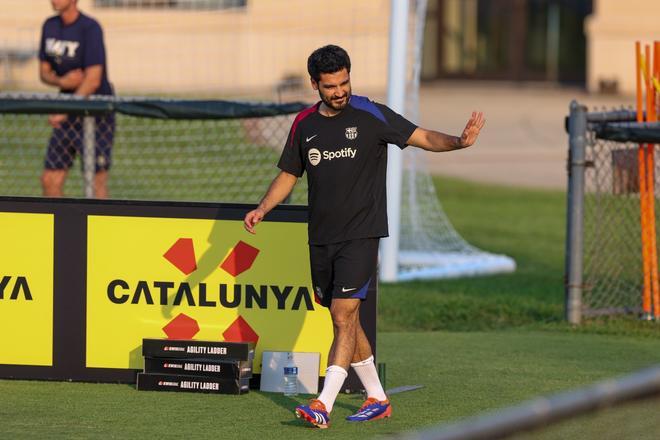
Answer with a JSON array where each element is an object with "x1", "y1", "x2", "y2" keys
[
  {"x1": 1, "y1": 0, "x2": 658, "y2": 96},
  {"x1": 0, "y1": 0, "x2": 391, "y2": 97}
]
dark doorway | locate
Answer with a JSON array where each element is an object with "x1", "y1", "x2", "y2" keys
[{"x1": 422, "y1": 0, "x2": 593, "y2": 84}]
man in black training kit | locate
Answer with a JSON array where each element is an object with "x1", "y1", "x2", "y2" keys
[{"x1": 244, "y1": 45, "x2": 484, "y2": 429}]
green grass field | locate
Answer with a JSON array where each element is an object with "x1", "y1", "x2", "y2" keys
[
  {"x1": 2, "y1": 176, "x2": 660, "y2": 439},
  {"x1": 2, "y1": 331, "x2": 659, "y2": 439}
]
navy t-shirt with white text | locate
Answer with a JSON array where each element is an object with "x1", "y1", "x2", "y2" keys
[
  {"x1": 278, "y1": 95, "x2": 417, "y2": 245},
  {"x1": 39, "y1": 12, "x2": 113, "y2": 95}
]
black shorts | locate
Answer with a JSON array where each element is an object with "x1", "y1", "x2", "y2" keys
[
  {"x1": 309, "y1": 238, "x2": 379, "y2": 308},
  {"x1": 45, "y1": 113, "x2": 116, "y2": 172}
]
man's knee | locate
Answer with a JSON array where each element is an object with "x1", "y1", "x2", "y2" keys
[{"x1": 330, "y1": 299, "x2": 360, "y2": 329}]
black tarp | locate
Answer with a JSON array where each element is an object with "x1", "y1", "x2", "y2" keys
[
  {"x1": 593, "y1": 122, "x2": 660, "y2": 144},
  {"x1": 0, "y1": 95, "x2": 308, "y2": 119}
]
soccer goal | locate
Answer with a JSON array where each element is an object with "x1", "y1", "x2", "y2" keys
[{"x1": 380, "y1": 0, "x2": 515, "y2": 281}]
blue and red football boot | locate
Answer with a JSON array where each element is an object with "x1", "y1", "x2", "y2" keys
[
  {"x1": 295, "y1": 399, "x2": 330, "y2": 429},
  {"x1": 346, "y1": 397, "x2": 392, "y2": 422}
]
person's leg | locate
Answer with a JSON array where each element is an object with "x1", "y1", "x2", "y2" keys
[
  {"x1": 328, "y1": 297, "x2": 361, "y2": 369},
  {"x1": 91, "y1": 113, "x2": 114, "y2": 199},
  {"x1": 347, "y1": 312, "x2": 391, "y2": 422},
  {"x1": 297, "y1": 298, "x2": 360, "y2": 427},
  {"x1": 94, "y1": 171, "x2": 109, "y2": 199},
  {"x1": 42, "y1": 118, "x2": 76, "y2": 197},
  {"x1": 297, "y1": 239, "x2": 386, "y2": 427},
  {"x1": 352, "y1": 309, "x2": 372, "y2": 362},
  {"x1": 335, "y1": 238, "x2": 390, "y2": 422},
  {"x1": 41, "y1": 169, "x2": 68, "y2": 197},
  {"x1": 315, "y1": 297, "x2": 359, "y2": 413},
  {"x1": 326, "y1": 306, "x2": 370, "y2": 374},
  {"x1": 350, "y1": 315, "x2": 387, "y2": 401},
  {"x1": 343, "y1": 238, "x2": 379, "y2": 365},
  {"x1": 295, "y1": 244, "x2": 336, "y2": 428},
  {"x1": 317, "y1": 238, "x2": 378, "y2": 411}
]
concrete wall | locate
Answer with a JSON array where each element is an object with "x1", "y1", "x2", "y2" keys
[
  {"x1": 586, "y1": 0, "x2": 660, "y2": 95},
  {"x1": 0, "y1": 0, "x2": 391, "y2": 97}
]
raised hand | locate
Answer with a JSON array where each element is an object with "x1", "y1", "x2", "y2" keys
[{"x1": 459, "y1": 111, "x2": 485, "y2": 148}]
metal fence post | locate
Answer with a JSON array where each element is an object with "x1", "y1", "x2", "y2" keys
[
  {"x1": 83, "y1": 116, "x2": 96, "y2": 198},
  {"x1": 565, "y1": 100, "x2": 588, "y2": 324}
]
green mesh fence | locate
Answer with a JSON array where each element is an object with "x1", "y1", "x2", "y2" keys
[{"x1": 0, "y1": 93, "x2": 308, "y2": 203}]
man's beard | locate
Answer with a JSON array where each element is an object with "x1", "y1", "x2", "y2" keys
[{"x1": 320, "y1": 90, "x2": 351, "y2": 111}]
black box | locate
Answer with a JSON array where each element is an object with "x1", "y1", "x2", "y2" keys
[
  {"x1": 142, "y1": 339, "x2": 255, "y2": 361},
  {"x1": 136, "y1": 373, "x2": 250, "y2": 394},
  {"x1": 144, "y1": 357, "x2": 252, "y2": 379}
]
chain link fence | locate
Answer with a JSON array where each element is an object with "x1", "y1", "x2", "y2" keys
[
  {"x1": 0, "y1": 93, "x2": 308, "y2": 203},
  {"x1": 581, "y1": 133, "x2": 652, "y2": 317},
  {"x1": 565, "y1": 102, "x2": 660, "y2": 322}
]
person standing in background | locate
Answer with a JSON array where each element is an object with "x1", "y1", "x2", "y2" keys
[{"x1": 39, "y1": 0, "x2": 115, "y2": 198}]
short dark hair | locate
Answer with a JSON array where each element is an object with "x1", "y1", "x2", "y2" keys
[{"x1": 307, "y1": 45, "x2": 351, "y2": 82}]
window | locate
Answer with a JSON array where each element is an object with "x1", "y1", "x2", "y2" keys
[{"x1": 94, "y1": 0, "x2": 247, "y2": 10}]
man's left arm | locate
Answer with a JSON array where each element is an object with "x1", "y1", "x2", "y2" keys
[
  {"x1": 406, "y1": 111, "x2": 485, "y2": 152},
  {"x1": 77, "y1": 19, "x2": 106, "y2": 97},
  {"x1": 74, "y1": 64, "x2": 103, "y2": 97}
]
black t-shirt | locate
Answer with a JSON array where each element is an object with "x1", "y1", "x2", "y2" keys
[
  {"x1": 278, "y1": 95, "x2": 417, "y2": 245},
  {"x1": 39, "y1": 13, "x2": 113, "y2": 95}
]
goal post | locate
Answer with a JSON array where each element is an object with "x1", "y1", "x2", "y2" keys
[
  {"x1": 380, "y1": 0, "x2": 409, "y2": 283},
  {"x1": 380, "y1": 0, "x2": 515, "y2": 282}
]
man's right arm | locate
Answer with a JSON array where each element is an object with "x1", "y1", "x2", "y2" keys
[
  {"x1": 244, "y1": 171, "x2": 298, "y2": 234},
  {"x1": 39, "y1": 61, "x2": 60, "y2": 87},
  {"x1": 40, "y1": 61, "x2": 86, "y2": 128}
]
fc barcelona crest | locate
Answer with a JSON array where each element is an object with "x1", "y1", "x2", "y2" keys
[{"x1": 345, "y1": 127, "x2": 358, "y2": 140}]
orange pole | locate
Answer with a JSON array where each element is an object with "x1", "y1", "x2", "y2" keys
[
  {"x1": 655, "y1": 42, "x2": 660, "y2": 114},
  {"x1": 655, "y1": 41, "x2": 660, "y2": 116},
  {"x1": 651, "y1": 43, "x2": 660, "y2": 318},
  {"x1": 644, "y1": 44, "x2": 660, "y2": 319},
  {"x1": 655, "y1": 42, "x2": 660, "y2": 115},
  {"x1": 636, "y1": 42, "x2": 652, "y2": 318}
]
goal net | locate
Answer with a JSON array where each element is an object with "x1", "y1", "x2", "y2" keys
[{"x1": 395, "y1": 0, "x2": 515, "y2": 280}]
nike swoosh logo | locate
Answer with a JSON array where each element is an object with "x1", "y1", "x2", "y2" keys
[
  {"x1": 306, "y1": 134, "x2": 318, "y2": 142},
  {"x1": 341, "y1": 287, "x2": 357, "y2": 292}
]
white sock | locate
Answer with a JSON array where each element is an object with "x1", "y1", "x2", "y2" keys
[
  {"x1": 317, "y1": 365, "x2": 348, "y2": 413},
  {"x1": 351, "y1": 355, "x2": 387, "y2": 401}
]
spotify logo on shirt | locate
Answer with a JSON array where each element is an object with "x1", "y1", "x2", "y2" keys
[{"x1": 308, "y1": 147, "x2": 357, "y2": 166}]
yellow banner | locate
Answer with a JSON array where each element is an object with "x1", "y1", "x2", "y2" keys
[
  {"x1": 86, "y1": 216, "x2": 333, "y2": 373},
  {"x1": 0, "y1": 213, "x2": 54, "y2": 366}
]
